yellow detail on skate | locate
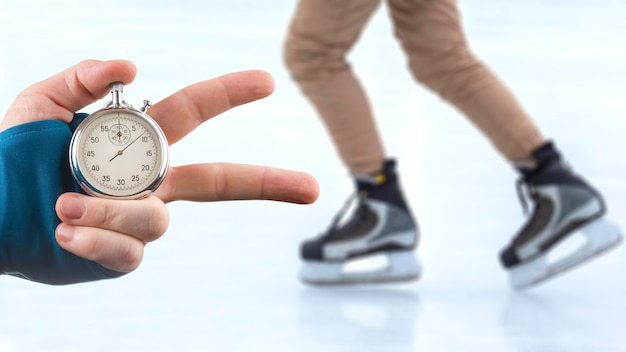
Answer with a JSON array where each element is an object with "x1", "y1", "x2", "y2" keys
[{"x1": 375, "y1": 174, "x2": 386, "y2": 184}]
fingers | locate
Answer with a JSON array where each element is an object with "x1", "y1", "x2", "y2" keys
[
  {"x1": 55, "y1": 193, "x2": 169, "y2": 273},
  {"x1": 148, "y1": 70, "x2": 275, "y2": 145},
  {"x1": 1, "y1": 59, "x2": 136, "y2": 132},
  {"x1": 154, "y1": 163, "x2": 320, "y2": 204},
  {"x1": 1, "y1": 62, "x2": 273, "y2": 144},
  {"x1": 56, "y1": 223, "x2": 145, "y2": 273}
]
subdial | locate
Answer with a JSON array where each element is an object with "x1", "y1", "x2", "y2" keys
[{"x1": 108, "y1": 123, "x2": 131, "y2": 145}]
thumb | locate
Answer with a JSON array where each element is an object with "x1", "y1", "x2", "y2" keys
[{"x1": 1, "y1": 59, "x2": 137, "y2": 132}]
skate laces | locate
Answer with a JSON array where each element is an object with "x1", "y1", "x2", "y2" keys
[
  {"x1": 324, "y1": 191, "x2": 368, "y2": 237},
  {"x1": 516, "y1": 178, "x2": 538, "y2": 215},
  {"x1": 321, "y1": 170, "x2": 383, "y2": 237}
]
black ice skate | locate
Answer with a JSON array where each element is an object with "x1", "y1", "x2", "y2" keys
[
  {"x1": 500, "y1": 142, "x2": 622, "y2": 290},
  {"x1": 300, "y1": 159, "x2": 421, "y2": 285}
]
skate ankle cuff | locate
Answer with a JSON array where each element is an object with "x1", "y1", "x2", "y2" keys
[{"x1": 353, "y1": 172, "x2": 386, "y2": 186}]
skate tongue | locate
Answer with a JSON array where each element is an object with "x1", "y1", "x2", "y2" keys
[{"x1": 513, "y1": 160, "x2": 537, "y2": 178}]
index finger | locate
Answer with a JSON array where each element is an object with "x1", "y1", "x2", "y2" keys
[{"x1": 148, "y1": 70, "x2": 274, "y2": 145}]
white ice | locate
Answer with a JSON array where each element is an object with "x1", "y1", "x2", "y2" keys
[{"x1": 0, "y1": 1, "x2": 625, "y2": 351}]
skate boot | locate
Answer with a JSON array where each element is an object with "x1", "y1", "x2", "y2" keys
[
  {"x1": 300, "y1": 159, "x2": 421, "y2": 285},
  {"x1": 500, "y1": 141, "x2": 622, "y2": 290}
]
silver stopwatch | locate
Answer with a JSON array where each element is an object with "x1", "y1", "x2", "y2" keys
[{"x1": 69, "y1": 83, "x2": 169, "y2": 199}]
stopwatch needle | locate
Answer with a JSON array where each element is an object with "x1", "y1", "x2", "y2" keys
[
  {"x1": 109, "y1": 131, "x2": 146, "y2": 162},
  {"x1": 109, "y1": 150, "x2": 123, "y2": 162}
]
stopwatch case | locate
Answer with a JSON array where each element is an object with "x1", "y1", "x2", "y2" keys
[{"x1": 69, "y1": 106, "x2": 169, "y2": 199}]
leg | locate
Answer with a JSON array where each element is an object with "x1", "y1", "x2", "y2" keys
[
  {"x1": 387, "y1": 0, "x2": 543, "y2": 162},
  {"x1": 283, "y1": 0, "x2": 421, "y2": 285},
  {"x1": 283, "y1": 0, "x2": 385, "y2": 174},
  {"x1": 387, "y1": 0, "x2": 622, "y2": 288}
]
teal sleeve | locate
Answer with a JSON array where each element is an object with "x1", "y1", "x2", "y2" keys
[{"x1": 0, "y1": 115, "x2": 126, "y2": 285}]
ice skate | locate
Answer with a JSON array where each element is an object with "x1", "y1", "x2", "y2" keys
[
  {"x1": 500, "y1": 142, "x2": 622, "y2": 290},
  {"x1": 300, "y1": 159, "x2": 421, "y2": 286}
]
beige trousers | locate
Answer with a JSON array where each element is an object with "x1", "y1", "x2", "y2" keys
[{"x1": 283, "y1": 0, "x2": 545, "y2": 174}]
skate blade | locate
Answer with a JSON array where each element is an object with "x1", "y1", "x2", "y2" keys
[
  {"x1": 300, "y1": 251, "x2": 422, "y2": 286},
  {"x1": 509, "y1": 217, "x2": 623, "y2": 290}
]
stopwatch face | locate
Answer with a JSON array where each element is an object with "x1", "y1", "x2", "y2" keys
[{"x1": 70, "y1": 109, "x2": 169, "y2": 199}]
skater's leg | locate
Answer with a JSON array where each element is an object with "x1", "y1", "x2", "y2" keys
[
  {"x1": 283, "y1": 0, "x2": 385, "y2": 175},
  {"x1": 388, "y1": 0, "x2": 621, "y2": 288},
  {"x1": 388, "y1": 0, "x2": 544, "y2": 162},
  {"x1": 284, "y1": 0, "x2": 421, "y2": 286},
  {"x1": 284, "y1": 0, "x2": 421, "y2": 285}
]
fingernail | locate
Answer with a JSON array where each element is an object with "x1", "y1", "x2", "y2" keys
[
  {"x1": 57, "y1": 224, "x2": 74, "y2": 242},
  {"x1": 61, "y1": 196, "x2": 85, "y2": 219}
]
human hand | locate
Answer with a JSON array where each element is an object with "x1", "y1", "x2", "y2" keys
[{"x1": 0, "y1": 59, "x2": 319, "y2": 284}]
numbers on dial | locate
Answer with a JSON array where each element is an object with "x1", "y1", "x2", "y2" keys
[
  {"x1": 80, "y1": 113, "x2": 161, "y2": 194},
  {"x1": 107, "y1": 121, "x2": 131, "y2": 145}
]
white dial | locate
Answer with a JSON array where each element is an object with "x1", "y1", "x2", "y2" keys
[{"x1": 69, "y1": 84, "x2": 169, "y2": 199}]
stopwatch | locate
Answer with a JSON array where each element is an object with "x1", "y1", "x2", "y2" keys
[{"x1": 69, "y1": 82, "x2": 169, "y2": 199}]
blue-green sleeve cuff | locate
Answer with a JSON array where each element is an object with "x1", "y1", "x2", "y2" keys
[{"x1": 0, "y1": 115, "x2": 126, "y2": 285}]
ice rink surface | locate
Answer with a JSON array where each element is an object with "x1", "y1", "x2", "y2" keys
[{"x1": 1, "y1": 1, "x2": 626, "y2": 351}]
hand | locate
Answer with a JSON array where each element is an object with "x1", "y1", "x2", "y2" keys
[{"x1": 0, "y1": 59, "x2": 319, "y2": 283}]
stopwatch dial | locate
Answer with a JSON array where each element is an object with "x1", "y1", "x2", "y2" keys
[{"x1": 78, "y1": 111, "x2": 164, "y2": 197}]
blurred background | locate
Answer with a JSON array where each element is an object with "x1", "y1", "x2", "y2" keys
[{"x1": 1, "y1": 1, "x2": 625, "y2": 351}]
